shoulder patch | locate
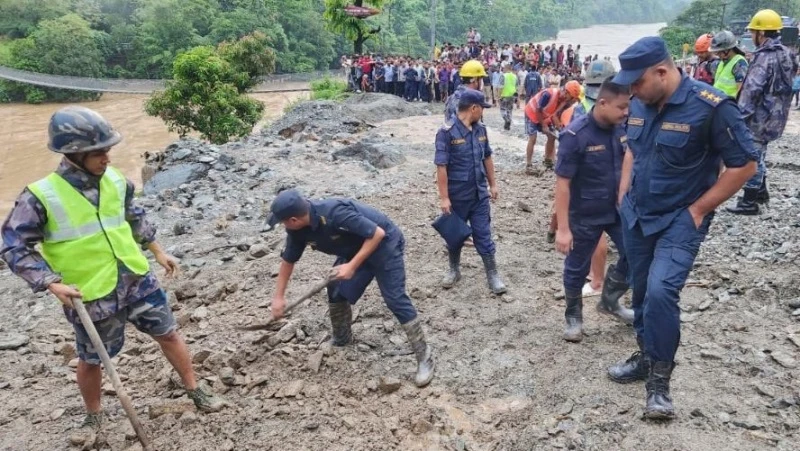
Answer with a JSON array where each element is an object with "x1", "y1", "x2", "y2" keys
[{"x1": 697, "y1": 89, "x2": 724, "y2": 107}]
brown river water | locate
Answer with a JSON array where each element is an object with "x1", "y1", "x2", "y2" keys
[{"x1": 0, "y1": 22, "x2": 664, "y2": 217}]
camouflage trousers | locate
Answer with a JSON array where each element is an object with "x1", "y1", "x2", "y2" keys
[
  {"x1": 744, "y1": 141, "x2": 769, "y2": 190},
  {"x1": 72, "y1": 289, "x2": 176, "y2": 365},
  {"x1": 500, "y1": 97, "x2": 515, "y2": 124}
]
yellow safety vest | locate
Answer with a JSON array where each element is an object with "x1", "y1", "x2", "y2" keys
[
  {"x1": 714, "y1": 54, "x2": 746, "y2": 98},
  {"x1": 501, "y1": 73, "x2": 518, "y2": 98},
  {"x1": 27, "y1": 167, "x2": 150, "y2": 302}
]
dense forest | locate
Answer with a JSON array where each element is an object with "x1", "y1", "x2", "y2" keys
[
  {"x1": 0, "y1": 0, "x2": 679, "y2": 102},
  {"x1": 659, "y1": 0, "x2": 800, "y2": 56}
]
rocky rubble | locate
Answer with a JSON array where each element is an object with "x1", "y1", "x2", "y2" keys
[{"x1": 1, "y1": 95, "x2": 799, "y2": 450}]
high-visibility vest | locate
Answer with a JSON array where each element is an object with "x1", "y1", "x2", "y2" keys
[
  {"x1": 714, "y1": 54, "x2": 746, "y2": 97},
  {"x1": 525, "y1": 88, "x2": 561, "y2": 123},
  {"x1": 501, "y1": 72, "x2": 517, "y2": 98},
  {"x1": 27, "y1": 167, "x2": 150, "y2": 302}
]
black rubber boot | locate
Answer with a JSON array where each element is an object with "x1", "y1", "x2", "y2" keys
[
  {"x1": 726, "y1": 187, "x2": 760, "y2": 215},
  {"x1": 644, "y1": 361, "x2": 676, "y2": 420},
  {"x1": 401, "y1": 317, "x2": 435, "y2": 387},
  {"x1": 596, "y1": 265, "x2": 634, "y2": 325},
  {"x1": 328, "y1": 302, "x2": 353, "y2": 346},
  {"x1": 755, "y1": 176, "x2": 769, "y2": 204},
  {"x1": 441, "y1": 247, "x2": 462, "y2": 289},
  {"x1": 563, "y1": 290, "x2": 583, "y2": 343},
  {"x1": 608, "y1": 336, "x2": 650, "y2": 383},
  {"x1": 480, "y1": 254, "x2": 507, "y2": 295}
]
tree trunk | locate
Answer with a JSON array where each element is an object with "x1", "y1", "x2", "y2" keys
[{"x1": 355, "y1": 33, "x2": 365, "y2": 54}]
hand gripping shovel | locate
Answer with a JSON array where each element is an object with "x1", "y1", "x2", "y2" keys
[
  {"x1": 239, "y1": 274, "x2": 333, "y2": 344},
  {"x1": 72, "y1": 299, "x2": 153, "y2": 451}
]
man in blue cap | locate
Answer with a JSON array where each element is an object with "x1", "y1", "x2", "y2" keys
[
  {"x1": 608, "y1": 36, "x2": 757, "y2": 420},
  {"x1": 267, "y1": 189, "x2": 435, "y2": 388},
  {"x1": 554, "y1": 78, "x2": 635, "y2": 343},
  {"x1": 434, "y1": 89, "x2": 507, "y2": 295}
]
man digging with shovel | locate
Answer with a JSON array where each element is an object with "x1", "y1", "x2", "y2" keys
[
  {"x1": 0, "y1": 106, "x2": 226, "y2": 443},
  {"x1": 267, "y1": 189, "x2": 435, "y2": 387}
]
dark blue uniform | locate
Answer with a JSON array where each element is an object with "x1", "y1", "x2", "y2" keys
[
  {"x1": 621, "y1": 76, "x2": 757, "y2": 362},
  {"x1": 434, "y1": 119, "x2": 495, "y2": 256},
  {"x1": 555, "y1": 111, "x2": 628, "y2": 292},
  {"x1": 404, "y1": 67, "x2": 419, "y2": 101},
  {"x1": 280, "y1": 199, "x2": 417, "y2": 324}
]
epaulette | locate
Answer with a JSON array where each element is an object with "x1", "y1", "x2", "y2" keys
[
  {"x1": 565, "y1": 113, "x2": 589, "y2": 135},
  {"x1": 440, "y1": 121, "x2": 454, "y2": 131},
  {"x1": 696, "y1": 88, "x2": 724, "y2": 108}
]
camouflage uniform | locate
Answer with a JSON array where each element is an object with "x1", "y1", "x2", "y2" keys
[
  {"x1": 444, "y1": 85, "x2": 468, "y2": 125},
  {"x1": 1, "y1": 159, "x2": 173, "y2": 364},
  {"x1": 738, "y1": 37, "x2": 795, "y2": 189}
]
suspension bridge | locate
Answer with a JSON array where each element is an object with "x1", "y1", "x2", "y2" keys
[{"x1": 0, "y1": 65, "x2": 339, "y2": 94}]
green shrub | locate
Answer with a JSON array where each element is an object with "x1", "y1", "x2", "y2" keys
[{"x1": 310, "y1": 77, "x2": 348, "y2": 101}]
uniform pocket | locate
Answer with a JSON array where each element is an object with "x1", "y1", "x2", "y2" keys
[
  {"x1": 448, "y1": 170, "x2": 470, "y2": 181},
  {"x1": 655, "y1": 130, "x2": 706, "y2": 170},
  {"x1": 580, "y1": 189, "x2": 609, "y2": 200}
]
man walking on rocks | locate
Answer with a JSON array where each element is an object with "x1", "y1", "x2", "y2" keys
[
  {"x1": 727, "y1": 9, "x2": 795, "y2": 215},
  {"x1": 499, "y1": 64, "x2": 518, "y2": 130},
  {"x1": 609, "y1": 37, "x2": 757, "y2": 420},
  {"x1": 554, "y1": 78, "x2": 635, "y2": 342},
  {"x1": 435, "y1": 89, "x2": 507, "y2": 295},
  {"x1": 0, "y1": 106, "x2": 226, "y2": 435},
  {"x1": 267, "y1": 190, "x2": 435, "y2": 387}
]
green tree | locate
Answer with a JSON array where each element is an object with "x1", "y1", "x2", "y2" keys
[
  {"x1": 2, "y1": 13, "x2": 103, "y2": 103},
  {"x1": 731, "y1": 0, "x2": 800, "y2": 20},
  {"x1": 217, "y1": 31, "x2": 276, "y2": 90},
  {"x1": 0, "y1": 0, "x2": 70, "y2": 38},
  {"x1": 131, "y1": 0, "x2": 204, "y2": 78},
  {"x1": 324, "y1": 0, "x2": 385, "y2": 54},
  {"x1": 145, "y1": 37, "x2": 269, "y2": 144}
]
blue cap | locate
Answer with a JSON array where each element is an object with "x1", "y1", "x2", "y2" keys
[
  {"x1": 458, "y1": 88, "x2": 492, "y2": 109},
  {"x1": 265, "y1": 189, "x2": 309, "y2": 229},
  {"x1": 613, "y1": 36, "x2": 669, "y2": 86}
]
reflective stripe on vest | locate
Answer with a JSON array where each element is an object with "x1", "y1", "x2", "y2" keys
[
  {"x1": 27, "y1": 167, "x2": 149, "y2": 302},
  {"x1": 714, "y1": 54, "x2": 746, "y2": 97},
  {"x1": 525, "y1": 88, "x2": 560, "y2": 123}
]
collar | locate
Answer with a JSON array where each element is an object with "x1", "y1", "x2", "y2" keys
[
  {"x1": 308, "y1": 202, "x2": 322, "y2": 230},
  {"x1": 453, "y1": 118, "x2": 475, "y2": 136},
  {"x1": 587, "y1": 108, "x2": 613, "y2": 131},
  {"x1": 757, "y1": 37, "x2": 780, "y2": 52},
  {"x1": 55, "y1": 157, "x2": 102, "y2": 190},
  {"x1": 665, "y1": 72, "x2": 693, "y2": 107}
]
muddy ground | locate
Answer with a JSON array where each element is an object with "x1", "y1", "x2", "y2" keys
[{"x1": 1, "y1": 94, "x2": 799, "y2": 451}]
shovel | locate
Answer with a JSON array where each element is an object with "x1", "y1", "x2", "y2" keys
[
  {"x1": 239, "y1": 275, "x2": 333, "y2": 343},
  {"x1": 72, "y1": 299, "x2": 153, "y2": 451}
]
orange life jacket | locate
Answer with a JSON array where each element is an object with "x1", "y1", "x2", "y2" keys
[{"x1": 525, "y1": 88, "x2": 561, "y2": 124}]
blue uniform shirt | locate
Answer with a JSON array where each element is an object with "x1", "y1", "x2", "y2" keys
[
  {"x1": 621, "y1": 75, "x2": 758, "y2": 236},
  {"x1": 434, "y1": 119, "x2": 493, "y2": 202},
  {"x1": 280, "y1": 199, "x2": 399, "y2": 264},
  {"x1": 556, "y1": 110, "x2": 626, "y2": 226}
]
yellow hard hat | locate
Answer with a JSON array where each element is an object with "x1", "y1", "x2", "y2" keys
[
  {"x1": 459, "y1": 59, "x2": 487, "y2": 78},
  {"x1": 747, "y1": 9, "x2": 783, "y2": 31}
]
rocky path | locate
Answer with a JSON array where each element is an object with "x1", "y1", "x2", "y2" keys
[{"x1": 1, "y1": 94, "x2": 798, "y2": 450}]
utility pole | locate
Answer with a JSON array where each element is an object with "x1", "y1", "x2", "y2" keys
[
  {"x1": 721, "y1": 2, "x2": 728, "y2": 29},
  {"x1": 430, "y1": 0, "x2": 437, "y2": 59}
]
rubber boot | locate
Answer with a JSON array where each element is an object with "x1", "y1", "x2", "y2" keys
[
  {"x1": 755, "y1": 176, "x2": 769, "y2": 204},
  {"x1": 401, "y1": 317, "x2": 435, "y2": 387},
  {"x1": 563, "y1": 290, "x2": 583, "y2": 342},
  {"x1": 328, "y1": 301, "x2": 353, "y2": 346},
  {"x1": 480, "y1": 254, "x2": 507, "y2": 295},
  {"x1": 596, "y1": 265, "x2": 634, "y2": 325},
  {"x1": 441, "y1": 247, "x2": 462, "y2": 289},
  {"x1": 726, "y1": 187, "x2": 760, "y2": 215},
  {"x1": 644, "y1": 361, "x2": 676, "y2": 420},
  {"x1": 608, "y1": 335, "x2": 651, "y2": 383}
]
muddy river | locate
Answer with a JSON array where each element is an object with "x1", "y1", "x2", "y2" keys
[{"x1": 0, "y1": 22, "x2": 664, "y2": 217}]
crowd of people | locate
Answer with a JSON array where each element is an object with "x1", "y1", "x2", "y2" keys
[{"x1": 340, "y1": 30, "x2": 613, "y2": 107}]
